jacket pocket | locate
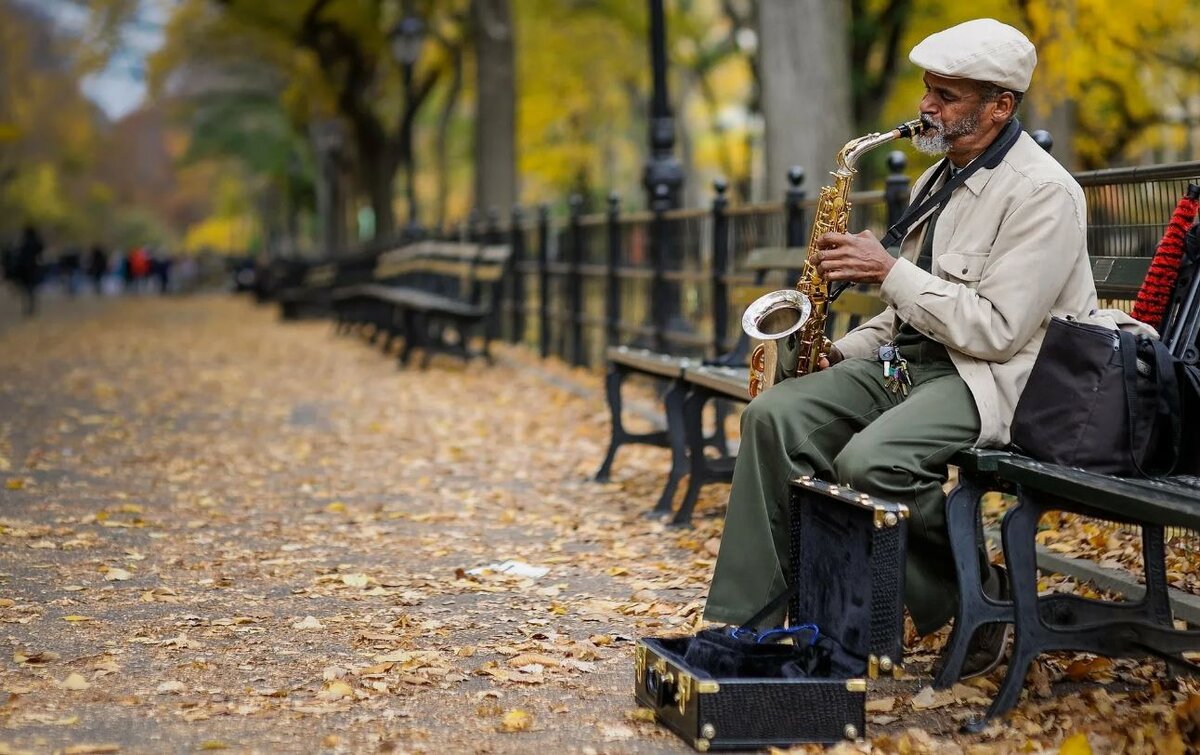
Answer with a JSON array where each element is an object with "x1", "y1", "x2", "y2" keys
[{"x1": 937, "y1": 251, "x2": 988, "y2": 283}]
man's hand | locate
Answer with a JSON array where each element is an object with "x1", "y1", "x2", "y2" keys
[
  {"x1": 817, "y1": 344, "x2": 843, "y2": 371},
  {"x1": 815, "y1": 230, "x2": 895, "y2": 284}
]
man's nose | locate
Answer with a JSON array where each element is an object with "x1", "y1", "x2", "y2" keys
[{"x1": 919, "y1": 92, "x2": 939, "y2": 117}]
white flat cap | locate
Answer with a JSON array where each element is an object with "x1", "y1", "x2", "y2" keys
[{"x1": 909, "y1": 18, "x2": 1036, "y2": 92}]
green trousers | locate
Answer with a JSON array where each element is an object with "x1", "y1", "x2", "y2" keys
[{"x1": 704, "y1": 340, "x2": 981, "y2": 635}]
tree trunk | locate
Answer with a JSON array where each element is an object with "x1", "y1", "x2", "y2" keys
[
  {"x1": 1029, "y1": 100, "x2": 1078, "y2": 170},
  {"x1": 756, "y1": 0, "x2": 852, "y2": 200},
  {"x1": 435, "y1": 47, "x2": 464, "y2": 232},
  {"x1": 364, "y1": 163, "x2": 396, "y2": 241},
  {"x1": 471, "y1": 0, "x2": 516, "y2": 218}
]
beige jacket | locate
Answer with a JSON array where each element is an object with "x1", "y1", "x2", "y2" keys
[{"x1": 834, "y1": 131, "x2": 1097, "y2": 447}]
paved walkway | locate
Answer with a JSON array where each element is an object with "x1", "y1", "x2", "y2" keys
[
  {"x1": 1, "y1": 292, "x2": 1196, "y2": 754},
  {"x1": 0, "y1": 292, "x2": 721, "y2": 754}
]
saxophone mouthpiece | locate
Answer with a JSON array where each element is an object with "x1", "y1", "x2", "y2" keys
[{"x1": 897, "y1": 119, "x2": 926, "y2": 139}]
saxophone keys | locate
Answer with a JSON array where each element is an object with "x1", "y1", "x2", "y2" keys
[{"x1": 750, "y1": 345, "x2": 766, "y2": 372}]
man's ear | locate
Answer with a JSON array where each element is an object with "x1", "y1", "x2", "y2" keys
[{"x1": 992, "y1": 92, "x2": 1015, "y2": 122}]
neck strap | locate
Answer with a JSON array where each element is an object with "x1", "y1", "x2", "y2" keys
[{"x1": 830, "y1": 118, "x2": 1023, "y2": 301}]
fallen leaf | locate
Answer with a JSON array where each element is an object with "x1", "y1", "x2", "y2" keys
[
  {"x1": 104, "y1": 568, "x2": 133, "y2": 581},
  {"x1": 1059, "y1": 732, "x2": 1093, "y2": 755},
  {"x1": 156, "y1": 681, "x2": 187, "y2": 694},
  {"x1": 909, "y1": 686, "x2": 955, "y2": 710},
  {"x1": 865, "y1": 696, "x2": 895, "y2": 713},
  {"x1": 317, "y1": 680, "x2": 353, "y2": 701},
  {"x1": 1065, "y1": 656, "x2": 1113, "y2": 681},
  {"x1": 506, "y1": 653, "x2": 559, "y2": 668},
  {"x1": 499, "y1": 709, "x2": 533, "y2": 732},
  {"x1": 292, "y1": 616, "x2": 325, "y2": 630},
  {"x1": 62, "y1": 673, "x2": 91, "y2": 691}
]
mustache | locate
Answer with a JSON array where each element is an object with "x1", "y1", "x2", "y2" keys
[{"x1": 919, "y1": 114, "x2": 942, "y2": 130}]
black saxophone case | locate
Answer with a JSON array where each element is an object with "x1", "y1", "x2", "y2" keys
[{"x1": 634, "y1": 476, "x2": 909, "y2": 751}]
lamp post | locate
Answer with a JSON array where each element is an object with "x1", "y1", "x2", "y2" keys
[
  {"x1": 389, "y1": 12, "x2": 426, "y2": 238},
  {"x1": 643, "y1": 0, "x2": 684, "y2": 339},
  {"x1": 310, "y1": 118, "x2": 346, "y2": 257},
  {"x1": 642, "y1": 0, "x2": 683, "y2": 211}
]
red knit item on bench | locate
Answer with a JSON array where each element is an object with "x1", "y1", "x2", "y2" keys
[{"x1": 1131, "y1": 192, "x2": 1200, "y2": 331}]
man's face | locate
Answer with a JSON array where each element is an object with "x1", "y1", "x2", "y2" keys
[{"x1": 913, "y1": 72, "x2": 991, "y2": 156}]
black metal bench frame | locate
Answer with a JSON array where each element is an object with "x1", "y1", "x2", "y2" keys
[
  {"x1": 936, "y1": 452, "x2": 1200, "y2": 728},
  {"x1": 331, "y1": 241, "x2": 512, "y2": 367}
]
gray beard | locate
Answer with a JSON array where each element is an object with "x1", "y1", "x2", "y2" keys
[{"x1": 913, "y1": 108, "x2": 983, "y2": 156}]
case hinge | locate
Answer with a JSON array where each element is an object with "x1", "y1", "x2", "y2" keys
[
  {"x1": 634, "y1": 644, "x2": 648, "y2": 686},
  {"x1": 873, "y1": 505, "x2": 909, "y2": 528},
  {"x1": 867, "y1": 654, "x2": 902, "y2": 679},
  {"x1": 674, "y1": 670, "x2": 720, "y2": 714}
]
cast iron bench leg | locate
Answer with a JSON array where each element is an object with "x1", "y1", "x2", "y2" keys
[
  {"x1": 963, "y1": 491, "x2": 1042, "y2": 731},
  {"x1": 647, "y1": 379, "x2": 690, "y2": 517},
  {"x1": 593, "y1": 365, "x2": 673, "y2": 483},
  {"x1": 672, "y1": 385, "x2": 719, "y2": 528},
  {"x1": 594, "y1": 364, "x2": 630, "y2": 482},
  {"x1": 934, "y1": 472, "x2": 1011, "y2": 689},
  {"x1": 399, "y1": 309, "x2": 421, "y2": 367}
]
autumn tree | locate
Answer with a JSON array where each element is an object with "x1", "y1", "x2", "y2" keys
[
  {"x1": 470, "y1": 0, "x2": 516, "y2": 221},
  {"x1": 756, "y1": 0, "x2": 853, "y2": 199},
  {"x1": 0, "y1": 2, "x2": 111, "y2": 244}
]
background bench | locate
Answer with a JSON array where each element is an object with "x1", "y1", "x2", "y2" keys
[{"x1": 332, "y1": 240, "x2": 512, "y2": 366}]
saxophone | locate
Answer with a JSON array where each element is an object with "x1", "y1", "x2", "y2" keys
[{"x1": 742, "y1": 119, "x2": 924, "y2": 397}]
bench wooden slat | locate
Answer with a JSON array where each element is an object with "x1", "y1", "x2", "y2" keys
[
  {"x1": 1091, "y1": 256, "x2": 1152, "y2": 297},
  {"x1": 606, "y1": 346, "x2": 696, "y2": 378},
  {"x1": 997, "y1": 457, "x2": 1200, "y2": 530},
  {"x1": 681, "y1": 364, "x2": 750, "y2": 400},
  {"x1": 744, "y1": 246, "x2": 807, "y2": 272}
]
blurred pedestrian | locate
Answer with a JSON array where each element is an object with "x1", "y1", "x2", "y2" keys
[
  {"x1": 129, "y1": 246, "x2": 151, "y2": 293},
  {"x1": 12, "y1": 225, "x2": 44, "y2": 316},
  {"x1": 59, "y1": 246, "x2": 82, "y2": 296},
  {"x1": 120, "y1": 250, "x2": 134, "y2": 292},
  {"x1": 151, "y1": 250, "x2": 172, "y2": 294},
  {"x1": 88, "y1": 244, "x2": 109, "y2": 293}
]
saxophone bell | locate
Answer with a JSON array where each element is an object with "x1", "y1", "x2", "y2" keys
[{"x1": 741, "y1": 289, "x2": 812, "y2": 341}]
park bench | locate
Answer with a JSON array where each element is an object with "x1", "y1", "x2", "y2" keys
[
  {"x1": 928, "y1": 448, "x2": 1200, "y2": 727},
  {"x1": 594, "y1": 243, "x2": 800, "y2": 515},
  {"x1": 276, "y1": 253, "x2": 376, "y2": 320},
  {"x1": 331, "y1": 239, "x2": 512, "y2": 366},
  {"x1": 276, "y1": 260, "x2": 338, "y2": 320}
]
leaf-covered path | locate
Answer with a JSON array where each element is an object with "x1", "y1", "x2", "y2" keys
[{"x1": 1, "y1": 294, "x2": 1197, "y2": 754}]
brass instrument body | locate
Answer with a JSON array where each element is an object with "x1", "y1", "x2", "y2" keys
[{"x1": 745, "y1": 119, "x2": 924, "y2": 398}]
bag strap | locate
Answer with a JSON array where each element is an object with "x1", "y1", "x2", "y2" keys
[
  {"x1": 740, "y1": 577, "x2": 807, "y2": 633},
  {"x1": 1120, "y1": 331, "x2": 1183, "y2": 476},
  {"x1": 830, "y1": 118, "x2": 1024, "y2": 302}
]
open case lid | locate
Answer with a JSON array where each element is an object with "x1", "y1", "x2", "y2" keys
[{"x1": 788, "y1": 477, "x2": 909, "y2": 678}]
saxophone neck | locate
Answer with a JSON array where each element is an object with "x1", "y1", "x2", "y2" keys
[{"x1": 835, "y1": 118, "x2": 924, "y2": 176}]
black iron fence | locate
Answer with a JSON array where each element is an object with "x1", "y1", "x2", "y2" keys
[
  {"x1": 267, "y1": 157, "x2": 1200, "y2": 372},
  {"x1": 483, "y1": 162, "x2": 910, "y2": 370},
  {"x1": 471, "y1": 159, "x2": 1198, "y2": 370}
]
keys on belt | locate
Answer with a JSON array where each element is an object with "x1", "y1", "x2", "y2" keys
[{"x1": 877, "y1": 343, "x2": 911, "y2": 396}]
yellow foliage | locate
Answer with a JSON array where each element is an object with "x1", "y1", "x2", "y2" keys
[{"x1": 183, "y1": 216, "x2": 255, "y2": 255}]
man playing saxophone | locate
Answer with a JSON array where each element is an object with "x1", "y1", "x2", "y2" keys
[{"x1": 705, "y1": 18, "x2": 1097, "y2": 678}]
